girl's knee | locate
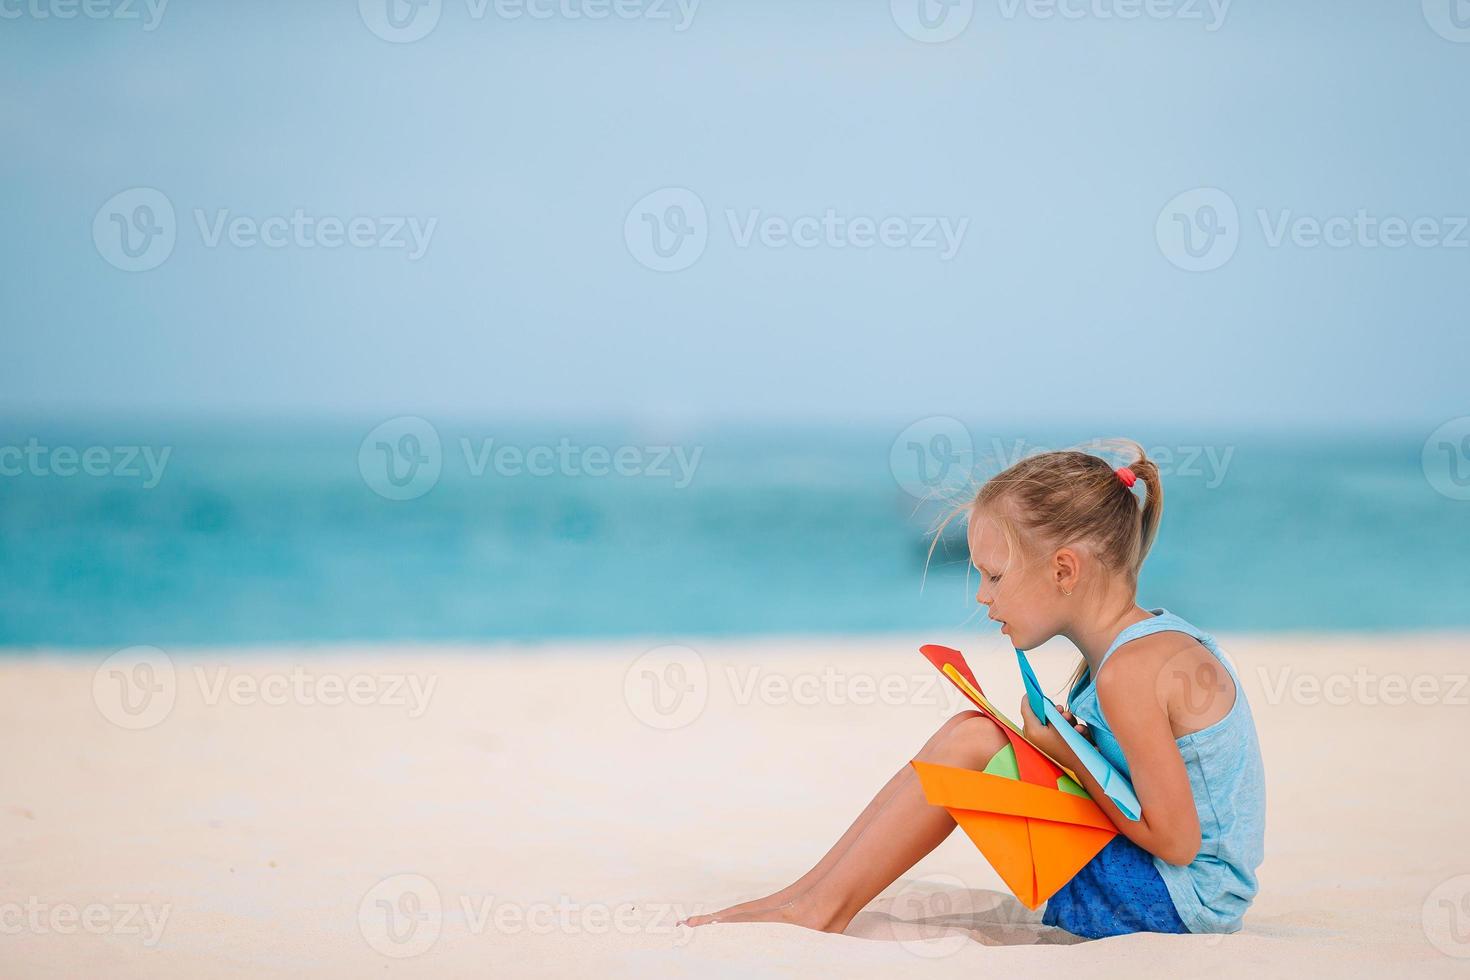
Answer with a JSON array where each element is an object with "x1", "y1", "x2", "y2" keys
[
  {"x1": 921, "y1": 710, "x2": 985, "y2": 751},
  {"x1": 917, "y1": 713, "x2": 1007, "y2": 768},
  {"x1": 943, "y1": 709, "x2": 986, "y2": 732}
]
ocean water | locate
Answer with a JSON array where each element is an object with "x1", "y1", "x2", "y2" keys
[{"x1": 1, "y1": 419, "x2": 1466, "y2": 648}]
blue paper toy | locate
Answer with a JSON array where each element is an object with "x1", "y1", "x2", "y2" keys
[{"x1": 1015, "y1": 648, "x2": 1142, "y2": 822}]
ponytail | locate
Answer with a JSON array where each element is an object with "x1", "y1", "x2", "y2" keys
[{"x1": 1126, "y1": 451, "x2": 1164, "y2": 571}]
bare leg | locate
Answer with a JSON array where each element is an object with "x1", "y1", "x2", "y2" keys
[
  {"x1": 680, "y1": 711, "x2": 987, "y2": 927},
  {"x1": 687, "y1": 712, "x2": 1007, "y2": 933}
]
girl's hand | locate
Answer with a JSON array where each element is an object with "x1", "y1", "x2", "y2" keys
[
  {"x1": 1018, "y1": 695, "x2": 1064, "y2": 757},
  {"x1": 1059, "y1": 706, "x2": 1091, "y2": 741},
  {"x1": 1018, "y1": 696, "x2": 1090, "y2": 759}
]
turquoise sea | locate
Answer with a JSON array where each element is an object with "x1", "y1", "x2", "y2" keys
[{"x1": 1, "y1": 418, "x2": 1466, "y2": 648}]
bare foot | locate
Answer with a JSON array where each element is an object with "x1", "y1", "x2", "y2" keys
[
  {"x1": 681, "y1": 897, "x2": 842, "y2": 933},
  {"x1": 680, "y1": 891, "x2": 795, "y2": 927}
]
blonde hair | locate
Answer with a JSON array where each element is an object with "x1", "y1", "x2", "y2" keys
[{"x1": 927, "y1": 438, "x2": 1164, "y2": 690}]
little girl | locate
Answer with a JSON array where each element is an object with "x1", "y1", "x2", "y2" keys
[{"x1": 682, "y1": 441, "x2": 1266, "y2": 939}]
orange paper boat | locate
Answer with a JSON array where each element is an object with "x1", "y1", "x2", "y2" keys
[{"x1": 910, "y1": 644, "x2": 1118, "y2": 909}]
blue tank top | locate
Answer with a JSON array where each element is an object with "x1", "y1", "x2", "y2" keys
[{"x1": 1065, "y1": 608, "x2": 1266, "y2": 934}]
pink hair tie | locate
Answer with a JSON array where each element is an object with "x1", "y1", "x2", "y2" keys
[{"x1": 1115, "y1": 466, "x2": 1137, "y2": 488}]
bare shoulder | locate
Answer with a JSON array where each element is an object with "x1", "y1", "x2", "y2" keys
[
  {"x1": 1096, "y1": 630, "x2": 1199, "y2": 687},
  {"x1": 1097, "y1": 630, "x2": 1235, "y2": 735}
]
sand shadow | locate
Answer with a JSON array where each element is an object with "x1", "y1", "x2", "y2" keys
[{"x1": 845, "y1": 881, "x2": 1087, "y2": 947}]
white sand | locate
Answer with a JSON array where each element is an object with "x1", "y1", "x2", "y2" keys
[{"x1": 2, "y1": 631, "x2": 1467, "y2": 978}]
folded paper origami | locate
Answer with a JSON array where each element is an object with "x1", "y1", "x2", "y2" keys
[
  {"x1": 910, "y1": 644, "x2": 1119, "y2": 909},
  {"x1": 1015, "y1": 647, "x2": 1142, "y2": 821}
]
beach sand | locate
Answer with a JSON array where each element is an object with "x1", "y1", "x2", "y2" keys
[{"x1": 2, "y1": 631, "x2": 1467, "y2": 978}]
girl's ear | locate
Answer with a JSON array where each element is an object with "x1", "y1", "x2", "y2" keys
[{"x1": 1053, "y1": 547, "x2": 1081, "y2": 594}]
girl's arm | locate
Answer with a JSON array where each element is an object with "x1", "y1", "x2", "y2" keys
[{"x1": 1019, "y1": 638, "x2": 1202, "y2": 865}]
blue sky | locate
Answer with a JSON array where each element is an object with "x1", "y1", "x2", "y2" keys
[{"x1": 3, "y1": 1, "x2": 1466, "y2": 431}]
